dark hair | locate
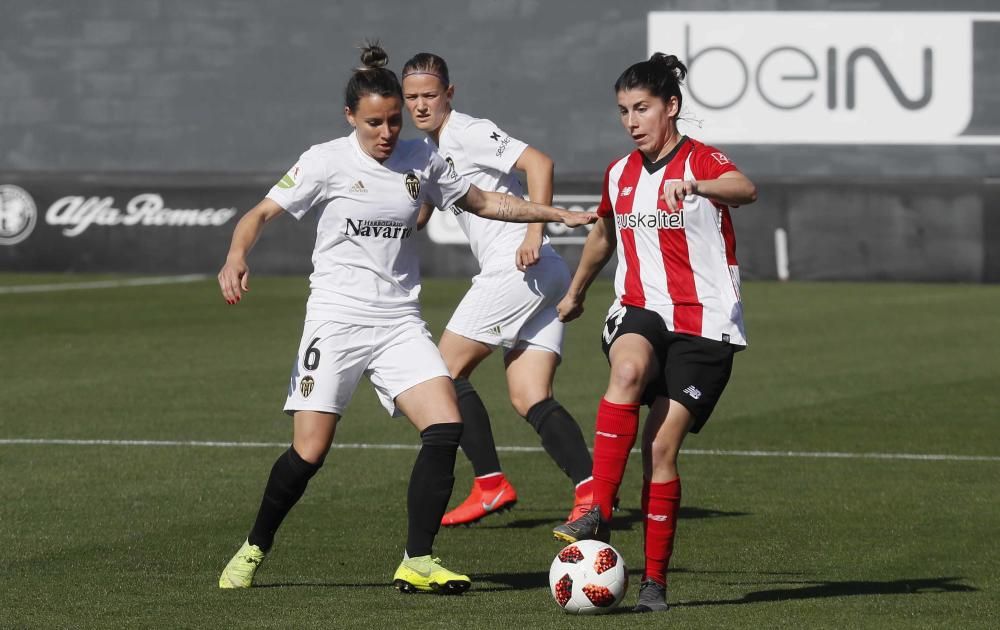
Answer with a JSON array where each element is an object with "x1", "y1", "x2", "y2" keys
[
  {"x1": 344, "y1": 41, "x2": 402, "y2": 112},
  {"x1": 614, "y1": 53, "x2": 688, "y2": 111},
  {"x1": 401, "y1": 52, "x2": 450, "y2": 87}
]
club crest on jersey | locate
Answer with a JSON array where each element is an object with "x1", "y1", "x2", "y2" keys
[
  {"x1": 299, "y1": 376, "x2": 315, "y2": 398},
  {"x1": 404, "y1": 172, "x2": 420, "y2": 200},
  {"x1": 445, "y1": 156, "x2": 457, "y2": 178}
]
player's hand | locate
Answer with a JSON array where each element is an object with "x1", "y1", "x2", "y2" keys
[
  {"x1": 559, "y1": 209, "x2": 599, "y2": 228},
  {"x1": 515, "y1": 233, "x2": 542, "y2": 271},
  {"x1": 218, "y1": 257, "x2": 250, "y2": 305},
  {"x1": 557, "y1": 293, "x2": 584, "y2": 323},
  {"x1": 662, "y1": 179, "x2": 699, "y2": 213}
]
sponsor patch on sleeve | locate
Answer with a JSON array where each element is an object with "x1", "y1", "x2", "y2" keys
[{"x1": 277, "y1": 164, "x2": 301, "y2": 189}]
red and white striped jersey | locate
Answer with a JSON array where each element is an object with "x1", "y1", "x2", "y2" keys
[{"x1": 596, "y1": 136, "x2": 747, "y2": 346}]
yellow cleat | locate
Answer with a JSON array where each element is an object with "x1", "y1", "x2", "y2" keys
[
  {"x1": 219, "y1": 540, "x2": 266, "y2": 589},
  {"x1": 392, "y1": 555, "x2": 471, "y2": 595}
]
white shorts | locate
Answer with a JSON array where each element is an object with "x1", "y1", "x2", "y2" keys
[
  {"x1": 284, "y1": 317, "x2": 450, "y2": 417},
  {"x1": 445, "y1": 251, "x2": 571, "y2": 356}
]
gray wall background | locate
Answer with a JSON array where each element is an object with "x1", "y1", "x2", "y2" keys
[
  {"x1": 2, "y1": 0, "x2": 999, "y2": 281},
  {"x1": 4, "y1": 0, "x2": 1000, "y2": 179}
]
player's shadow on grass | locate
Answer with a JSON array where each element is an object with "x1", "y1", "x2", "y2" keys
[
  {"x1": 494, "y1": 505, "x2": 749, "y2": 531},
  {"x1": 473, "y1": 570, "x2": 549, "y2": 592},
  {"x1": 676, "y1": 576, "x2": 976, "y2": 607},
  {"x1": 254, "y1": 581, "x2": 391, "y2": 589}
]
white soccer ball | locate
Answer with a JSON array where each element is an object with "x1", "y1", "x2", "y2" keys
[{"x1": 549, "y1": 540, "x2": 628, "y2": 614}]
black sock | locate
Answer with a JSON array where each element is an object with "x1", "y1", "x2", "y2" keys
[
  {"x1": 406, "y1": 422, "x2": 462, "y2": 558},
  {"x1": 247, "y1": 446, "x2": 323, "y2": 552},
  {"x1": 454, "y1": 377, "x2": 502, "y2": 476},
  {"x1": 525, "y1": 398, "x2": 594, "y2": 485}
]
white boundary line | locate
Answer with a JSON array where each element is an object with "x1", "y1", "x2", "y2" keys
[
  {"x1": 1, "y1": 438, "x2": 997, "y2": 462},
  {"x1": 0, "y1": 274, "x2": 208, "y2": 294}
]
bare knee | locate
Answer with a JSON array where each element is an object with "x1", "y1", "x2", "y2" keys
[
  {"x1": 608, "y1": 359, "x2": 650, "y2": 397},
  {"x1": 648, "y1": 435, "x2": 681, "y2": 469},
  {"x1": 508, "y1": 394, "x2": 537, "y2": 418},
  {"x1": 508, "y1": 384, "x2": 550, "y2": 418},
  {"x1": 292, "y1": 412, "x2": 337, "y2": 464}
]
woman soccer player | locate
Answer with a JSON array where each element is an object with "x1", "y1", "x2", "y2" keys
[
  {"x1": 554, "y1": 53, "x2": 758, "y2": 613},
  {"x1": 401, "y1": 52, "x2": 595, "y2": 531},
  {"x1": 216, "y1": 43, "x2": 595, "y2": 595}
]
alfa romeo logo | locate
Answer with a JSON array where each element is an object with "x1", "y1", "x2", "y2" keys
[{"x1": 0, "y1": 185, "x2": 37, "y2": 246}]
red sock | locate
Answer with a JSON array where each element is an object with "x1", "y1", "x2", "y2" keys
[
  {"x1": 591, "y1": 398, "x2": 639, "y2": 521},
  {"x1": 643, "y1": 477, "x2": 681, "y2": 586}
]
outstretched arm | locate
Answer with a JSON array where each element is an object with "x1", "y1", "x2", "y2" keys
[
  {"x1": 662, "y1": 171, "x2": 757, "y2": 213},
  {"x1": 455, "y1": 184, "x2": 596, "y2": 227},
  {"x1": 218, "y1": 198, "x2": 285, "y2": 304},
  {"x1": 557, "y1": 214, "x2": 617, "y2": 322}
]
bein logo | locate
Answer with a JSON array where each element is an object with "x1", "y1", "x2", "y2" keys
[{"x1": 647, "y1": 12, "x2": 995, "y2": 145}]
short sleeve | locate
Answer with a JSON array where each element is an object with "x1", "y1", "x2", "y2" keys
[
  {"x1": 265, "y1": 148, "x2": 329, "y2": 220},
  {"x1": 422, "y1": 149, "x2": 472, "y2": 209},
  {"x1": 690, "y1": 145, "x2": 740, "y2": 181},
  {"x1": 459, "y1": 119, "x2": 528, "y2": 175},
  {"x1": 596, "y1": 162, "x2": 615, "y2": 218}
]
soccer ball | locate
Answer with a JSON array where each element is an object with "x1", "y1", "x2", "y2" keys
[{"x1": 548, "y1": 540, "x2": 628, "y2": 614}]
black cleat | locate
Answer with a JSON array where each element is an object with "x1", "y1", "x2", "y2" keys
[
  {"x1": 633, "y1": 579, "x2": 669, "y2": 613},
  {"x1": 552, "y1": 505, "x2": 611, "y2": 543}
]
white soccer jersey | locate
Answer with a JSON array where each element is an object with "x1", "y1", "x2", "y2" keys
[
  {"x1": 597, "y1": 137, "x2": 747, "y2": 346},
  {"x1": 428, "y1": 110, "x2": 544, "y2": 269},
  {"x1": 267, "y1": 132, "x2": 470, "y2": 324}
]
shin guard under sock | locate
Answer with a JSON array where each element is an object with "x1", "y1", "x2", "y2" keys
[
  {"x1": 454, "y1": 378, "x2": 501, "y2": 476},
  {"x1": 525, "y1": 397, "x2": 593, "y2": 485},
  {"x1": 248, "y1": 446, "x2": 323, "y2": 552},
  {"x1": 643, "y1": 478, "x2": 682, "y2": 586},
  {"x1": 406, "y1": 422, "x2": 463, "y2": 557},
  {"x1": 591, "y1": 398, "x2": 639, "y2": 521}
]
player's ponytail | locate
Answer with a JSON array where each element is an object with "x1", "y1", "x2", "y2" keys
[
  {"x1": 345, "y1": 40, "x2": 402, "y2": 112},
  {"x1": 614, "y1": 52, "x2": 688, "y2": 113}
]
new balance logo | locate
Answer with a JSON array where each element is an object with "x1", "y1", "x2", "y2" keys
[
  {"x1": 647, "y1": 513, "x2": 669, "y2": 522},
  {"x1": 349, "y1": 180, "x2": 368, "y2": 193},
  {"x1": 619, "y1": 186, "x2": 634, "y2": 197},
  {"x1": 486, "y1": 324, "x2": 502, "y2": 336},
  {"x1": 683, "y1": 385, "x2": 702, "y2": 400}
]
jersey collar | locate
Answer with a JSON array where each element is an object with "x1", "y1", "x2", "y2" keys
[
  {"x1": 641, "y1": 136, "x2": 689, "y2": 174},
  {"x1": 349, "y1": 130, "x2": 389, "y2": 168}
]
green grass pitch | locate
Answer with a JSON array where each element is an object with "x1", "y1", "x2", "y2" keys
[{"x1": 1, "y1": 274, "x2": 998, "y2": 628}]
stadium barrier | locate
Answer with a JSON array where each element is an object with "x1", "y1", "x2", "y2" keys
[{"x1": 1, "y1": 174, "x2": 997, "y2": 282}]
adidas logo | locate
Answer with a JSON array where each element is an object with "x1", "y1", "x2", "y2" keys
[
  {"x1": 682, "y1": 385, "x2": 702, "y2": 400},
  {"x1": 619, "y1": 186, "x2": 633, "y2": 197},
  {"x1": 350, "y1": 180, "x2": 368, "y2": 193},
  {"x1": 486, "y1": 324, "x2": 502, "y2": 336}
]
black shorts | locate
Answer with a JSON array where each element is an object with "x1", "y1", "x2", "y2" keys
[{"x1": 600, "y1": 305, "x2": 736, "y2": 433}]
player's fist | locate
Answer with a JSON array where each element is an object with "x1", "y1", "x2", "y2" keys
[
  {"x1": 218, "y1": 258, "x2": 250, "y2": 305},
  {"x1": 662, "y1": 179, "x2": 699, "y2": 213},
  {"x1": 557, "y1": 292, "x2": 584, "y2": 323}
]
